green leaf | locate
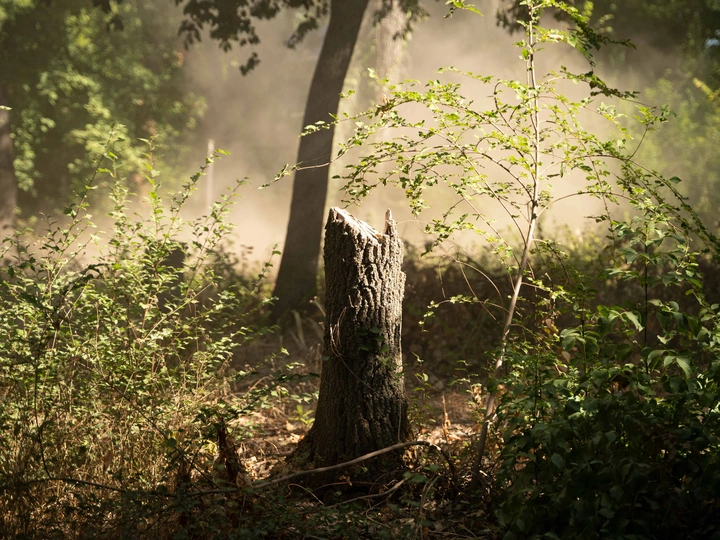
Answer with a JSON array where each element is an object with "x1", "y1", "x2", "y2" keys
[
  {"x1": 410, "y1": 473, "x2": 427, "y2": 483},
  {"x1": 624, "y1": 311, "x2": 643, "y2": 331},
  {"x1": 647, "y1": 349, "x2": 666, "y2": 369},
  {"x1": 445, "y1": 0, "x2": 482, "y2": 15},
  {"x1": 647, "y1": 349, "x2": 665, "y2": 361},
  {"x1": 675, "y1": 356, "x2": 692, "y2": 378},
  {"x1": 598, "y1": 506, "x2": 615, "y2": 518}
]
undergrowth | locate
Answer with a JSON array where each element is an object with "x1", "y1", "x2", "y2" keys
[{"x1": 0, "y1": 144, "x2": 296, "y2": 537}]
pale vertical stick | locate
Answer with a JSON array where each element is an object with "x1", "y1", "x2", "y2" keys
[{"x1": 206, "y1": 139, "x2": 215, "y2": 210}]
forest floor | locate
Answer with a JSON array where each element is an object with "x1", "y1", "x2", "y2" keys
[
  {"x1": 224, "y1": 331, "x2": 499, "y2": 538},
  {"x1": 233, "y1": 390, "x2": 478, "y2": 483}
]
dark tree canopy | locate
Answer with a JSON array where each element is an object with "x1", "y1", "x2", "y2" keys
[
  {"x1": 177, "y1": 0, "x2": 328, "y2": 74},
  {"x1": 172, "y1": 0, "x2": 426, "y2": 74}
]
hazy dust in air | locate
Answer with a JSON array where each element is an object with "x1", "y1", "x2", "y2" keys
[{"x1": 175, "y1": 0, "x2": 664, "y2": 264}]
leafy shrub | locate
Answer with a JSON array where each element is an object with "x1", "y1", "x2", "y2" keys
[
  {"x1": 0, "y1": 148, "x2": 285, "y2": 537},
  {"x1": 324, "y1": 0, "x2": 720, "y2": 537},
  {"x1": 497, "y1": 206, "x2": 720, "y2": 539}
]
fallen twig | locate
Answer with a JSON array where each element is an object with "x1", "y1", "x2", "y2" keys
[{"x1": 186, "y1": 439, "x2": 457, "y2": 497}]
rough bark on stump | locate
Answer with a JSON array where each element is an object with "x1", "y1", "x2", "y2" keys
[{"x1": 289, "y1": 207, "x2": 409, "y2": 485}]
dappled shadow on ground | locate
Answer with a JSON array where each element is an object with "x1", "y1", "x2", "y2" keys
[{"x1": 224, "y1": 325, "x2": 498, "y2": 538}]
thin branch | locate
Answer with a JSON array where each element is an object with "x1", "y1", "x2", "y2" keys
[
  {"x1": 184, "y1": 440, "x2": 457, "y2": 498},
  {"x1": 256, "y1": 440, "x2": 455, "y2": 489},
  {"x1": 470, "y1": 5, "x2": 543, "y2": 489},
  {"x1": 329, "y1": 478, "x2": 406, "y2": 507}
]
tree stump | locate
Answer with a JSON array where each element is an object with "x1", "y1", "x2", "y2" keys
[{"x1": 289, "y1": 207, "x2": 409, "y2": 485}]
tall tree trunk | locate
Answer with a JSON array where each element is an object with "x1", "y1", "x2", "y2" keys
[
  {"x1": 0, "y1": 83, "x2": 16, "y2": 237},
  {"x1": 374, "y1": 0, "x2": 407, "y2": 99},
  {"x1": 289, "y1": 208, "x2": 409, "y2": 486},
  {"x1": 272, "y1": 0, "x2": 369, "y2": 318}
]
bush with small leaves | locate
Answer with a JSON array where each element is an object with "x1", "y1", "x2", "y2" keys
[{"x1": 0, "y1": 143, "x2": 294, "y2": 537}]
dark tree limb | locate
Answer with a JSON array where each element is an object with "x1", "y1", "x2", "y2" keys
[{"x1": 272, "y1": 0, "x2": 370, "y2": 317}]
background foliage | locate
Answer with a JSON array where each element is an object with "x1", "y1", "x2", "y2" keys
[{"x1": 0, "y1": 0, "x2": 204, "y2": 218}]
